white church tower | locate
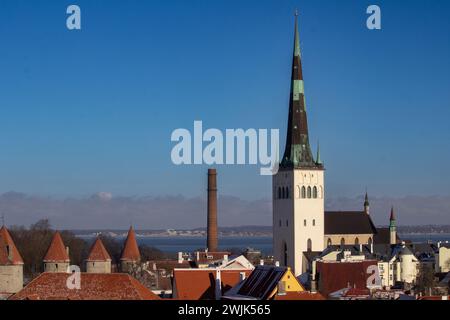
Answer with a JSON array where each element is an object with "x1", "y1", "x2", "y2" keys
[{"x1": 273, "y1": 14, "x2": 325, "y2": 276}]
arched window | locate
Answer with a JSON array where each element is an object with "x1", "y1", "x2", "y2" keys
[
  {"x1": 327, "y1": 238, "x2": 332, "y2": 246},
  {"x1": 340, "y1": 238, "x2": 345, "y2": 246},
  {"x1": 355, "y1": 237, "x2": 359, "y2": 245},
  {"x1": 307, "y1": 186, "x2": 312, "y2": 198},
  {"x1": 301, "y1": 186, "x2": 306, "y2": 198},
  {"x1": 278, "y1": 187, "x2": 281, "y2": 199},
  {"x1": 303, "y1": 219, "x2": 307, "y2": 227},
  {"x1": 307, "y1": 239, "x2": 312, "y2": 251},
  {"x1": 368, "y1": 237, "x2": 373, "y2": 246},
  {"x1": 286, "y1": 220, "x2": 289, "y2": 227},
  {"x1": 283, "y1": 243, "x2": 288, "y2": 266},
  {"x1": 313, "y1": 219, "x2": 316, "y2": 226},
  {"x1": 313, "y1": 186, "x2": 318, "y2": 198},
  {"x1": 281, "y1": 187, "x2": 285, "y2": 199}
]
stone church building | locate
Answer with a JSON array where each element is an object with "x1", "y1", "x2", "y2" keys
[{"x1": 272, "y1": 15, "x2": 395, "y2": 276}]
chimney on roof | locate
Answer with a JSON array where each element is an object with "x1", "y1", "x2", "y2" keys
[
  {"x1": 239, "y1": 272, "x2": 246, "y2": 282},
  {"x1": 207, "y1": 168, "x2": 218, "y2": 252}
]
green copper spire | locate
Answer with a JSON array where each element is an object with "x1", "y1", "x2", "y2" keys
[
  {"x1": 294, "y1": 10, "x2": 301, "y2": 58},
  {"x1": 280, "y1": 13, "x2": 320, "y2": 169},
  {"x1": 316, "y1": 141, "x2": 322, "y2": 165}
]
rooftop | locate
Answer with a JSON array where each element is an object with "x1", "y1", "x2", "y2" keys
[{"x1": 10, "y1": 272, "x2": 161, "y2": 300}]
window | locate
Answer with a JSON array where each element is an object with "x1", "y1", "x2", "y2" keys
[
  {"x1": 313, "y1": 186, "x2": 318, "y2": 198},
  {"x1": 340, "y1": 238, "x2": 345, "y2": 246},
  {"x1": 301, "y1": 186, "x2": 306, "y2": 198},
  {"x1": 327, "y1": 238, "x2": 332, "y2": 246},
  {"x1": 278, "y1": 187, "x2": 281, "y2": 199},
  {"x1": 286, "y1": 187, "x2": 289, "y2": 199},
  {"x1": 355, "y1": 237, "x2": 359, "y2": 245},
  {"x1": 282, "y1": 187, "x2": 285, "y2": 199},
  {"x1": 283, "y1": 243, "x2": 288, "y2": 266},
  {"x1": 313, "y1": 219, "x2": 316, "y2": 226},
  {"x1": 307, "y1": 239, "x2": 312, "y2": 251},
  {"x1": 304, "y1": 219, "x2": 307, "y2": 226},
  {"x1": 307, "y1": 186, "x2": 312, "y2": 198},
  {"x1": 368, "y1": 237, "x2": 373, "y2": 246}
]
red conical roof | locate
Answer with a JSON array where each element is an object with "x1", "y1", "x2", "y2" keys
[
  {"x1": 44, "y1": 231, "x2": 70, "y2": 262},
  {"x1": 87, "y1": 237, "x2": 111, "y2": 262},
  {"x1": 0, "y1": 225, "x2": 24, "y2": 265},
  {"x1": 120, "y1": 226, "x2": 140, "y2": 262}
]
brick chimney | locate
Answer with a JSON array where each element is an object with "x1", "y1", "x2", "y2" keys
[{"x1": 207, "y1": 168, "x2": 218, "y2": 252}]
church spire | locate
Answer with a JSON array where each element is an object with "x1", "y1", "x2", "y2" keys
[{"x1": 281, "y1": 12, "x2": 318, "y2": 169}]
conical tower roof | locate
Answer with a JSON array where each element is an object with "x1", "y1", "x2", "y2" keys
[
  {"x1": 281, "y1": 13, "x2": 319, "y2": 169},
  {"x1": 120, "y1": 226, "x2": 140, "y2": 262},
  {"x1": 43, "y1": 231, "x2": 70, "y2": 262},
  {"x1": 0, "y1": 225, "x2": 24, "y2": 265},
  {"x1": 87, "y1": 237, "x2": 111, "y2": 262}
]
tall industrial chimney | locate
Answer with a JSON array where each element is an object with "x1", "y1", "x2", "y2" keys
[{"x1": 207, "y1": 168, "x2": 218, "y2": 252}]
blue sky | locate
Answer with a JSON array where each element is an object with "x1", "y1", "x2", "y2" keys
[{"x1": 0, "y1": 0, "x2": 449, "y2": 201}]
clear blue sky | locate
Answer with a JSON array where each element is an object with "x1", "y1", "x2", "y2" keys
[{"x1": 0, "y1": 0, "x2": 449, "y2": 200}]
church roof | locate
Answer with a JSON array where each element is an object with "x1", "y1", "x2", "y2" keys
[
  {"x1": 43, "y1": 231, "x2": 70, "y2": 263},
  {"x1": 120, "y1": 226, "x2": 140, "y2": 262},
  {"x1": 0, "y1": 225, "x2": 24, "y2": 265},
  {"x1": 324, "y1": 211, "x2": 377, "y2": 235},
  {"x1": 87, "y1": 237, "x2": 111, "y2": 262}
]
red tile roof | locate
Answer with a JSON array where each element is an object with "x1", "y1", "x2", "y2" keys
[
  {"x1": 274, "y1": 291, "x2": 325, "y2": 300},
  {"x1": 0, "y1": 226, "x2": 23, "y2": 265},
  {"x1": 120, "y1": 226, "x2": 140, "y2": 262},
  {"x1": 9, "y1": 273, "x2": 161, "y2": 300},
  {"x1": 43, "y1": 231, "x2": 70, "y2": 262},
  {"x1": 173, "y1": 269, "x2": 252, "y2": 300},
  {"x1": 87, "y1": 238, "x2": 111, "y2": 262},
  {"x1": 316, "y1": 260, "x2": 378, "y2": 297}
]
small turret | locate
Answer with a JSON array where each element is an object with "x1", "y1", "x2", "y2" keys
[
  {"x1": 86, "y1": 237, "x2": 112, "y2": 273},
  {"x1": 389, "y1": 207, "x2": 397, "y2": 245},
  {"x1": 120, "y1": 226, "x2": 141, "y2": 272},
  {"x1": 0, "y1": 225, "x2": 24, "y2": 295},
  {"x1": 364, "y1": 191, "x2": 370, "y2": 215},
  {"x1": 43, "y1": 231, "x2": 70, "y2": 273}
]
